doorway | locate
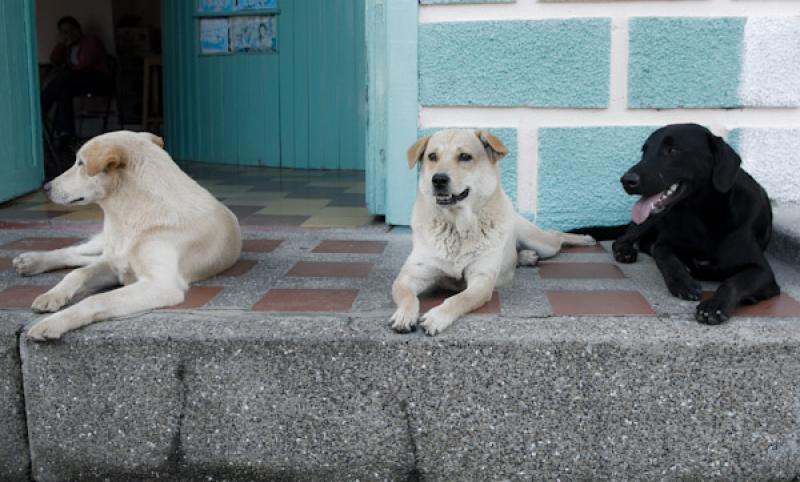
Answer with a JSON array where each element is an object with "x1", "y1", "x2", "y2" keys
[
  {"x1": 162, "y1": 0, "x2": 367, "y2": 171},
  {"x1": 0, "y1": 0, "x2": 414, "y2": 226}
]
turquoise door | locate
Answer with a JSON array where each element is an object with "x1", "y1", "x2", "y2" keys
[
  {"x1": 163, "y1": 0, "x2": 366, "y2": 170},
  {"x1": 0, "y1": 0, "x2": 44, "y2": 202}
]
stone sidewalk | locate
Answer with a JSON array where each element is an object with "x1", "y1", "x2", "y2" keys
[{"x1": 1, "y1": 221, "x2": 800, "y2": 481}]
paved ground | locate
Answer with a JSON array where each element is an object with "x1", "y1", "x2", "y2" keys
[
  {"x1": 0, "y1": 163, "x2": 377, "y2": 228},
  {"x1": 2, "y1": 224, "x2": 799, "y2": 321}
]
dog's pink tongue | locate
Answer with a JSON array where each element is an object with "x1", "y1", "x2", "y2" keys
[{"x1": 631, "y1": 193, "x2": 660, "y2": 225}]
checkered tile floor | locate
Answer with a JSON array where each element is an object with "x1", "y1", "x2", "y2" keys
[
  {"x1": 1, "y1": 230, "x2": 799, "y2": 320},
  {"x1": 0, "y1": 162, "x2": 378, "y2": 228}
]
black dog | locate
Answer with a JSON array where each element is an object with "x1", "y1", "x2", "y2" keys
[{"x1": 571, "y1": 124, "x2": 779, "y2": 324}]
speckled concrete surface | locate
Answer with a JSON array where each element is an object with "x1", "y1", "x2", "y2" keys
[
  {"x1": 0, "y1": 312, "x2": 30, "y2": 482},
  {"x1": 2, "y1": 225, "x2": 800, "y2": 480}
]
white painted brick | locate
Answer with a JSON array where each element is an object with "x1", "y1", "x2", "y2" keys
[
  {"x1": 739, "y1": 17, "x2": 800, "y2": 107},
  {"x1": 734, "y1": 128, "x2": 800, "y2": 204}
]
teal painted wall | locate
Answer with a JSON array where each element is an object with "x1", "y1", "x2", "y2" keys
[
  {"x1": 419, "y1": 19, "x2": 611, "y2": 107},
  {"x1": 537, "y1": 127, "x2": 655, "y2": 230},
  {"x1": 628, "y1": 17, "x2": 745, "y2": 108},
  {"x1": 163, "y1": 0, "x2": 366, "y2": 170},
  {"x1": 0, "y1": 0, "x2": 43, "y2": 202}
]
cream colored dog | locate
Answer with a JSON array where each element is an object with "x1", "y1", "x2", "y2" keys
[
  {"x1": 13, "y1": 131, "x2": 241, "y2": 340},
  {"x1": 390, "y1": 129, "x2": 595, "y2": 336}
]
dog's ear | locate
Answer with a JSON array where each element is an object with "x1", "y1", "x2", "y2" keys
[
  {"x1": 146, "y1": 133, "x2": 164, "y2": 148},
  {"x1": 406, "y1": 135, "x2": 431, "y2": 169},
  {"x1": 708, "y1": 134, "x2": 741, "y2": 193},
  {"x1": 476, "y1": 130, "x2": 508, "y2": 162},
  {"x1": 85, "y1": 142, "x2": 128, "y2": 177}
]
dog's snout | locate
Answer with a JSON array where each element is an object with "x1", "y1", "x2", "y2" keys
[
  {"x1": 621, "y1": 172, "x2": 641, "y2": 190},
  {"x1": 432, "y1": 173, "x2": 450, "y2": 191},
  {"x1": 43, "y1": 182, "x2": 52, "y2": 193}
]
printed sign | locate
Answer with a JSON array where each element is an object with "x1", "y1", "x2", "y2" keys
[
  {"x1": 198, "y1": 0, "x2": 235, "y2": 13},
  {"x1": 200, "y1": 18, "x2": 230, "y2": 54},
  {"x1": 230, "y1": 16, "x2": 277, "y2": 53},
  {"x1": 236, "y1": 0, "x2": 277, "y2": 11}
]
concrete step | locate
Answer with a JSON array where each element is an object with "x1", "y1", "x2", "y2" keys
[{"x1": 4, "y1": 311, "x2": 800, "y2": 481}]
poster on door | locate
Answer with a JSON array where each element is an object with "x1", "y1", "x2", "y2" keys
[
  {"x1": 199, "y1": 18, "x2": 230, "y2": 54},
  {"x1": 198, "y1": 0, "x2": 235, "y2": 13},
  {"x1": 236, "y1": 0, "x2": 277, "y2": 11},
  {"x1": 230, "y1": 16, "x2": 277, "y2": 52}
]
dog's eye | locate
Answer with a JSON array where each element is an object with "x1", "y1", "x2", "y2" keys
[
  {"x1": 458, "y1": 153, "x2": 472, "y2": 162},
  {"x1": 428, "y1": 153, "x2": 438, "y2": 162},
  {"x1": 77, "y1": 160, "x2": 84, "y2": 166},
  {"x1": 668, "y1": 146, "x2": 680, "y2": 156}
]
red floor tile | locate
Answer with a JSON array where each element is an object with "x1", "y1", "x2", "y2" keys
[
  {"x1": 0, "y1": 285, "x2": 52, "y2": 309},
  {"x1": 538, "y1": 262, "x2": 625, "y2": 279},
  {"x1": 547, "y1": 290, "x2": 655, "y2": 316},
  {"x1": 241, "y1": 215, "x2": 310, "y2": 226},
  {"x1": 419, "y1": 290, "x2": 500, "y2": 314},
  {"x1": 252, "y1": 288, "x2": 359, "y2": 312},
  {"x1": 287, "y1": 261, "x2": 374, "y2": 278},
  {"x1": 1, "y1": 237, "x2": 82, "y2": 251},
  {"x1": 560, "y1": 244, "x2": 607, "y2": 254},
  {"x1": 701, "y1": 292, "x2": 800, "y2": 317},
  {"x1": 166, "y1": 286, "x2": 223, "y2": 310},
  {"x1": 0, "y1": 257, "x2": 12, "y2": 271},
  {"x1": 218, "y1": 259, "x2": 258, "y2": 277},
  {"x1": 242, "y1": 239, "x2": 282, "y2": 252},
  {"x1": 312, "y1": 240, "x2": 387, "y2": 254}
]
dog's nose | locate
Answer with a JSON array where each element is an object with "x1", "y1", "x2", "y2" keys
[
  {"x1": 43, "y1": 182, "x2": 52, "y2": 193},
  {"x1": 432, "y1": 173, "x2": 450, "y2": 191},
  {"x1": 621, "y1": 172, "x2": 641, "y2": 190}
]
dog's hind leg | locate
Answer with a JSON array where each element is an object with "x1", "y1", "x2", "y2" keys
[
  {"x1": 514, "y1": 214, "x2": 594, "y2": 260},
  {"x1": 13, "y1": 234, "x2": 104, "y2": 276}
]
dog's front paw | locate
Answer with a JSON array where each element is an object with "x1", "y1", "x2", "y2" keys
[
  {"x1": 390, "y1": 304, "x2": 419, "y2": 334},
  {"x1": 517, "y1": 249, "x2": 539, "y2": 267},
  {"x1": 13, "y1": 252, "x2": 46, "y2": 276},
  {"x1": 27, "y1": 314, "x2": 71, "y2": 341},
  {"x1": 420, "y1": 306, "x2": 456, "y2": 337},
  {"x1": 31, "y1": 290, "x2": 71, "y2": 313},
  {"x1": 695, "y1": 297, "x2": 733, "y2": 325},
  {"x1": 667, "y1": 278, "x2": 702, "y2": 301},
  {"x1": 613, "y1": 243, "x2": 638, "y2": 263}
]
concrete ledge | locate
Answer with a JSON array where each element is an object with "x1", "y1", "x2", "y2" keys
[
  {"x1": 0, "y1": 313, "x2": 31, "y2": 482},
  {"x1": 13, "y1": 311, "x2": 800, "y2": 481},
  {"x1": 770, "y1": 204, "x2": 800, "y2": 266}
]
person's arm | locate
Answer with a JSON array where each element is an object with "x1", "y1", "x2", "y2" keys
[{"x1": 50, "y1": 43, "x2": 68, "y2": 66}]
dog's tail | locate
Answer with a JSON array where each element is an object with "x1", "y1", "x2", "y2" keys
[
  {"x1": 567, "y1": 224, "x2": 629, "y2": 241},
  {"x1": 515, "y1": 214, "x2": 596, "y2": 260}
]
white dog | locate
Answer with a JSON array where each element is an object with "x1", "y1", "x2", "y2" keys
[
  {"x1": 390, "y1": 129, "x2": 595, "y2": 336},
  {"x1": 13, "y1": 131, "x2": 241, "y2": 340}
]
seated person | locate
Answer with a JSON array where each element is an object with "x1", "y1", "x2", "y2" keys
[{"x1": 41, "y1": 16, "x2": 112, "y2": 141}]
